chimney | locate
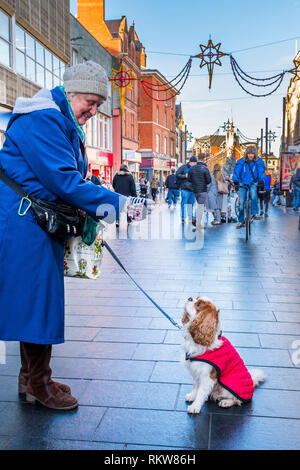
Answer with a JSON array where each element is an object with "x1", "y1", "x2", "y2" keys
[{"x1": 77, "y1": 0, "x2": 105, "y2": 30}]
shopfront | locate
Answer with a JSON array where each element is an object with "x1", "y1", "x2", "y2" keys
[
  {"x1": 122, "y1": 150, "x2": 142, "y2": 181},
  {"x1": 140, "y1": 155, "x2": 171, "y2": 185},
  {"x1": 86, "y1": 147, "x2": 114, "y2": 184}
]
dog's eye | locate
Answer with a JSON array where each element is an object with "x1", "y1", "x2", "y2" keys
[{"x1": 197, "y1": 302, "x2": 201, "y2": 307}]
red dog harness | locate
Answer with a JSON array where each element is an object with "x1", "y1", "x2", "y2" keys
[{"x1": 187, "y1": 336, "x2": 254, "y2": 402}]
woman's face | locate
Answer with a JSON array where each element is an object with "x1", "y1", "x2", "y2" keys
[
  {"x1": 247, "y1": 153, "x2": 255, "y2": 161},
  {"x1": 69, "y1": 93, "x2": 104, "y2": 125}
]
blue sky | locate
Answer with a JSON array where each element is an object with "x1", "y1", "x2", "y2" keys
[{"x1": 70, "y1": 0, "x2": 300, "y2": 155}]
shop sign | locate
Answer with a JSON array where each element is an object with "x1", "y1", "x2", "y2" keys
[{"x1": 281, "y1": 153, "x2": 300, "y2": 190}]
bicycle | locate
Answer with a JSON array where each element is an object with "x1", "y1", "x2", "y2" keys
[{"x1": 237, "y1": 183, "x2": 252, "y2": 242}]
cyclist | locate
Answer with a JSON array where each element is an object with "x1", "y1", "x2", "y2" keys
[{"x1": 232, "y1": 146, "x2": 266, "y2": 229}]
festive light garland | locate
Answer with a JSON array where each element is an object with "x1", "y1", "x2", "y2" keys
[{"x1": 109, "y1": 37, "x2": 300, "y2": 110}]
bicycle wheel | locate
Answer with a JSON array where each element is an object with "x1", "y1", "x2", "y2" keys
[
  {"x1": 235, "y1": 196, "x2": 239, "y2": 217},
  {"x1": 245, "y1": 200, "x2": 251, "y2": 241}
]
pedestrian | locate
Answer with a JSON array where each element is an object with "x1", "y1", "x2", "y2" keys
[
  {"x1": 290, "y1": 168, "x2": 300, "y2": 211},
  {"x1": 0, "y1": 60, "x2": 126, "y2": 410},
  {"x1": 232, "y1": 146, "x2": 266, "y2": 229},
  {"x1": 140, "y1": 177, "x2": 148, "y2": 198},
  {"x1": 150, "y1": 176, "x2": 159, "y2": 202},
  {"x1": 165, "y1": 168, "x2": 180, "y2": 208},
  {"x1": 259, "y1": 170, "x2": 274, "y2": 217},
  {"x1": 90, "y1": 169, "x2": 102, "y2": 185},
  {"x1": 272, "y1": 179, "x2": 285, "y2": 206},
  {"x1": 176, "y1": 156, "x2": 197, "y2": 224},
  {"x1": 206, "y1": 164, "x2": 228, "y2": 225},
  {"x1": 112, "y1": 164, "x2": 137, "y2": 227},
  {"x1": 188, "y1": 156, "x2": 212, "y2": 229}
]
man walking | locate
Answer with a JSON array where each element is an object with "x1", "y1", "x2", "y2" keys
[
  {"x1": 176, "y1": 156, "x2": 197, "y2": 224},
  {"x1": 188, "y1": 157, "x2": 211, "y2": 229},
  {"x1": 165, "y1": 168, "x2": 180, "y2": 208}
]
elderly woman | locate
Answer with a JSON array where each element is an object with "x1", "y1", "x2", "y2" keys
[
  {"x1": 206, "y1": 164, "x2": 228, "y2": 225},
  {"x1": 0, "y1": 61, "x2": 126, "y2": 410}
]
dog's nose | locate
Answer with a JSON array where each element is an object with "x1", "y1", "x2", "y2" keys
[{"x1": 188, "y1": 297, "x2": 193, "y2": 302}]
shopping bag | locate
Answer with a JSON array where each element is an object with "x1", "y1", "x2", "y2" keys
[
  {"x1": 127, "y1": 197, "x2": 148, "y2": 221},
  {"x1": 64, "y1": 223, "x2": 104, "y2": 279}
]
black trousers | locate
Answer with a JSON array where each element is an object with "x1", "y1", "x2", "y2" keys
[{"x1": 258, "y1": 190, "x2": 270, "y2": 213}]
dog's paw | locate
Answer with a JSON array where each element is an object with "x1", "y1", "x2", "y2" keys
[
  {"x1": 218, "y1": 399, "x2": 234, "y2": 408},
  {"x1": 187, "y1": 404, "x2": 201, "y2": 414},
  {"x1": 185, "y1": 392, "x2": 196, "y2": 403}
]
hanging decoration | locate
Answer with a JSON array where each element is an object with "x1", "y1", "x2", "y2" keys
[
  {"x1": 287, "y1": 57, "x2": 300, "y2": 82},
  {"x1": 140, "y1": 58, "x2": 192, "y2": 101},
  {"x1": 109, "y1": 63, "x2": 137, "y2": 114},
  {"x1": 109, "y1": 38, "x2": 300, "y2": 106},
  {"x1": 192, "y1": 38, "x2": 227, "y2": 89}
]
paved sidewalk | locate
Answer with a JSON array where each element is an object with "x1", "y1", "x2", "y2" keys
[{"x1": 0, "y1": 201, "x2": 300, "y2": 450}]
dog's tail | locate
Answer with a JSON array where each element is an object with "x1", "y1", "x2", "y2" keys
[{"x1": 249, "y1": 368, "x2": 266, "y2": 387}]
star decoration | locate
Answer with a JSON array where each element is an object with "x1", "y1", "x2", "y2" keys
[
  {"x1": 288, "y1": 57, "x2": 300, "y2": 82},
  {"x1": 194, "y1": 38, "x2": 227, "y2": 89},
  {"x1": 109, "y1": 64, "x2": 137, "y2": 114}
]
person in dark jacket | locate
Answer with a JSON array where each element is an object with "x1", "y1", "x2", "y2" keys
[
  {"x1": 112, "y1": 165, "x2": 137, "y2": 227},
  {"x1": 188, "y1": 157, "x2": 211, "y2": 229},
  {"x1": 176, "y1": 156, "x2": 197, "y2": 223},
  {"x1": 165, "y1": 169, "x2": 179, "y2": 208},
  {"x1": 290, "y1": 168, "x2": 300, "y2": 211}
]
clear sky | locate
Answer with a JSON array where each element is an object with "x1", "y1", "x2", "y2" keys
[{"x1": 70, "y1": 0, "x2": 300, "y2": 155}]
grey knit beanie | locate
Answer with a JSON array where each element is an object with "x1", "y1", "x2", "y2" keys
[{"x1": 63, "y1": 60, "x2": 108, "y2": 100}]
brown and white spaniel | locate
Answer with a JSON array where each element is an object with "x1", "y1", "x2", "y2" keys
[{"x1": 182, "y1": 296, "x2": 265, "y2": 414}]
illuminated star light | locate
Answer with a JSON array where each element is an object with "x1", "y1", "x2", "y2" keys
[
  {"x1": 288, "y1": 57, "x2": 300, "y2": 82},
  {"x1": 109, "y1": 64, "x2": 137, "y2": 114},
  {"x1": 194, "y1": 38, "x2": 227, "y2": 89}
]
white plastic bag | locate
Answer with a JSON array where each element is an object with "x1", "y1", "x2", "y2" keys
[{"x1": 64, "y1": 232, "x2": 103, "y2": 279}]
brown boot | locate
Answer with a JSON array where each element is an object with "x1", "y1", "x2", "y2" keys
[
  {"x1": 18, "y1": 343, "x2": 71, "y2": 395},
  {"x1": 23, "y1": 342, "x2": 78, "y2": 411}
]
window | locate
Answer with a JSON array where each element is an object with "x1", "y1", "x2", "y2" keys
[
  {"x1": 165, "y1": 112, "x2": 167, "y2": 128},
  {"x1": 72, "y1": 48, "x2": 78, "y2": 65},
  {"x1": 124, "y1": 110, "x2": 127, "y2": 137},
  {"x1": 130, "y1": 113, "x2": 134, "y2": 139},
  {"x1": 156, "y1": 107, "x2": 159, "y2": 124},
  {"x1": 156, "y1": 134, "x2": 160, "y2": 153},
  {"x1": 15, "y1": 23, "x2": 64, "y2": 88},
  {"x1": 0, "y1": 10, "x2": 11, "y2": 68},
  {"x1": 85, "y1": 114, "x2": 112, "y2": 151},
  {"x1": 164, "y1": 137, "x2": 167, "y2": 155}
]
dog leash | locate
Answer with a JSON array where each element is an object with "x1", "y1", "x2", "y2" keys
[{"x1": 102, "y1": 240, "x2": 182, "y2": 330}]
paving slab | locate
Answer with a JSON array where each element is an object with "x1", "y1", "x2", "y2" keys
[{"x1": 1, "y1": 203, "x2": 299, "y2": 450}]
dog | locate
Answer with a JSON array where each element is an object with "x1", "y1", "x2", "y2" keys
[{"x1": 182, "y1": 296, "x2": 265, "y2": 414}]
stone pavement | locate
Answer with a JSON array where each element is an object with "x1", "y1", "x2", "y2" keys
[{"x1": 0, "y1": 200, "x2": 300, "y2": 450}]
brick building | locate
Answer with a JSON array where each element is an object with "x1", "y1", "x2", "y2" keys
[
  {"x1": 77, "y1": 0, "x2": 146, "y2": 180},
  {"x1": 0, "y1": 0, "x2": 70, "y2": 145},
  {"x1": 70, "y1": 14, "x2": 117, "y2": 183},
  {"x1": 139, "y1": 69, "x2": 177, "y2": 184}
]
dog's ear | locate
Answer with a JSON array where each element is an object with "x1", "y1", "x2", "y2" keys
[
  {"x1": 188, "y1": 301, "x2": 219, "y2": 346},
  {"x1": 182, "y1": 311, "x2": 190, "y2": 325}
]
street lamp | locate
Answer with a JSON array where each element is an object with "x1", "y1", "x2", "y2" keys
[{"x1": 267, "y1": 130, "x2": 276, "y2": 155}]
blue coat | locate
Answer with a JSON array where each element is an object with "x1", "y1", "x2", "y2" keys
[
  {"x1": 232, "y1": 157, "x2": 266, "y2": 185},
  {"x1": 0, "y1": 87, "x2": 125, "y2": 344}
]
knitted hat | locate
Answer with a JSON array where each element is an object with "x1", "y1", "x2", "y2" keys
[
  {"x1": 189, "y1": 156, "x2": 197, "y2": 162},
  {"x1": 63, "y1": 60, "x2": 108, "y2": 100}
]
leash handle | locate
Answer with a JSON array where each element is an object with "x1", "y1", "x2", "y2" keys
[{"x1": 101, "y1": 240, "x2": 182, "y2": 330}]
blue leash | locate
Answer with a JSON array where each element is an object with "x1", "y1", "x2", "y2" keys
[{"x1": 102, "y1": 240, "x2": 182, "y2": 330}]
